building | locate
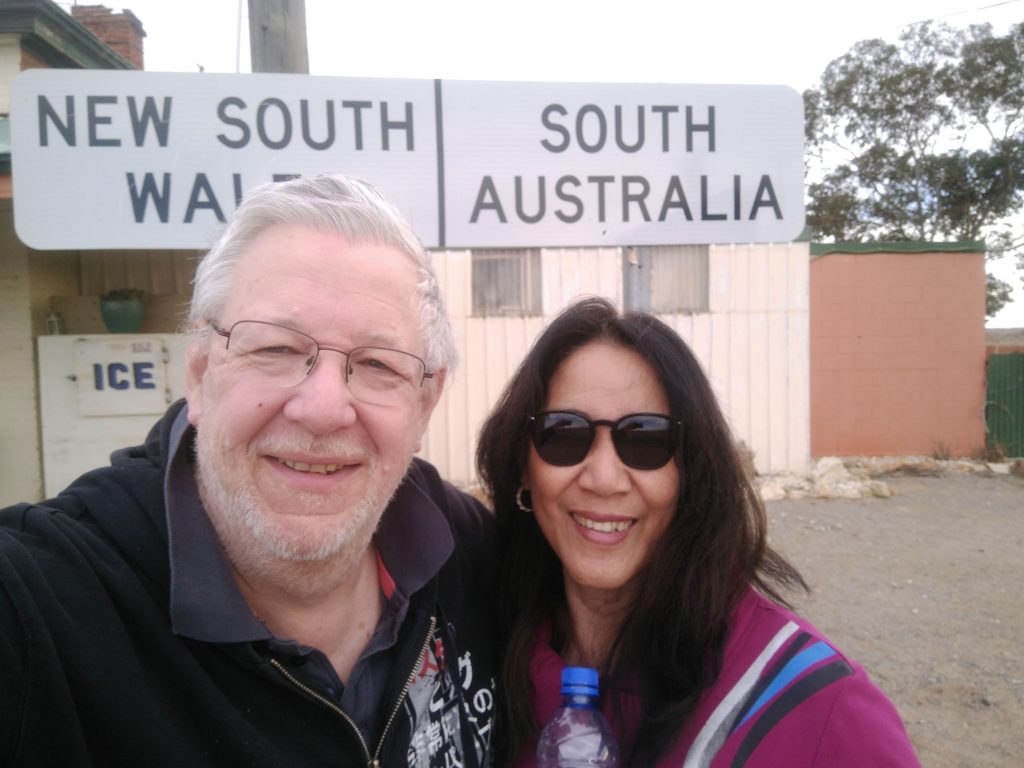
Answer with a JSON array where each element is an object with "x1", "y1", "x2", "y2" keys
[
  {"x1": 1, "y1": 0, "x2": 149, "y2": 504},
  {"x1": 810, "y1": 242, "x2": 987, "y2": 458}
]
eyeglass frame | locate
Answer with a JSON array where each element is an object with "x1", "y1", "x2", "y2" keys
[
  {"x1": 527, "y1": 410, "x2": 681, "y2": 470},
  {"x1": 209, "y1": 319, "x2": 435, "y2": 395}
]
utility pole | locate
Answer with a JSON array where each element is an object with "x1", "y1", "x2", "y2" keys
[{"x1": 248, "y1": 0, "x2": 309, "y2": 74}]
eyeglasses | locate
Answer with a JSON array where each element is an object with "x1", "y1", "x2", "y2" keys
[
  {"x1": 528, "y1": 410, "x2": 680, "y2": 470},
  {"x1": 211, "y1": 320, "x2": 433, "y2": 407}
]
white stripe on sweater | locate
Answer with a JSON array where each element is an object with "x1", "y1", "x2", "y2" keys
[{"x1": 682, "y1": 620, "x2": 800, "y2": 768}]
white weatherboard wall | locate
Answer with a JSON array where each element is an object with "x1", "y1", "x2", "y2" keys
[
  {"x1": 425, "y1": 242, "x2": 810, "y2": 486},
  {"x1": 26, "y1": 244, "x2": 808, "y2": 498},
  {"x1": 0, "y1": 206, "x2": 43, "y2": 505},
  {"x1": 680, "y1": 242, "x2": 810, "y2": 475}
]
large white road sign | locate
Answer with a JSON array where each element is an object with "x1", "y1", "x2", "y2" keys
[{"x1": 11, "y1": 70, "x2": 805, "y2": 250}]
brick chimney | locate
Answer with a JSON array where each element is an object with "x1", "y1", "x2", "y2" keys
[{"x1": 70, "y1": 5, "x2": 147, "y2": 70}]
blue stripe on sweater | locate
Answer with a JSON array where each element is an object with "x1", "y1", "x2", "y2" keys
[{"x1": 737, "y1": 640, "x2": 837, "y2": 728}]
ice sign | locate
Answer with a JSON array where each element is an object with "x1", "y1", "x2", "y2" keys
[{"x1": 75, "y1": 338, "x2": 169, "y2": 416}]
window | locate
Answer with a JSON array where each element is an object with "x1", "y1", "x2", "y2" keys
[
  {"x1": 623, "y1": 245, "x2": 709, "y2": 314},
  {"x1": 471, "y1": 249, "x2": 542, "y2": 316},
  {"x1": 650, "y1": 245, "x2": 709, "y2": 313}
]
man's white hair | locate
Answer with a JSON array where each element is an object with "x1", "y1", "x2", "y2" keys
[{"x1": 188, "y1": 174, "x2": 457, "y2": 375}]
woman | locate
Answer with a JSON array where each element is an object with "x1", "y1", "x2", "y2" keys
[{"x1": 476, "y1": 297, "x2": 919, "y2": 767}]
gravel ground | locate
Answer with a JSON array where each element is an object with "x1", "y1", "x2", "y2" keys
[{"x1": 766, "y1": 472, "x2": 1024, "y2": 768}]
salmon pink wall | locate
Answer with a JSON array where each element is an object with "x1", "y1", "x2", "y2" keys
[{"x1": 810, "y1": 249, "x2": 986, "y2": 457}]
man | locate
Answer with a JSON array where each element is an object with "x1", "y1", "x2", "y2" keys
[{"x1": 0, "y1": 175, "x2": 495, "y2": 766}]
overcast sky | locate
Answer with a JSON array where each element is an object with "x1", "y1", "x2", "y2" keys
[{"x1": 58, "y1": 0, "x2": 1024, "y2": 326}]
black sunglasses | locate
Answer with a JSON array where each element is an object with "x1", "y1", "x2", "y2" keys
[{"x1": 528, "y1": 411, "x2": 680, "y2": 470}]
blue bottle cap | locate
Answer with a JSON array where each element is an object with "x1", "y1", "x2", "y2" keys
[{"x1": 560, "y1": 666, "x2": 600, "y2": 697}]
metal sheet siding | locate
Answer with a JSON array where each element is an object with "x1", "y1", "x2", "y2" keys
[
  {"x1": 986, "y1": 353, "x2": 1024, "y2": 458},
  {"x1": 420, "y1": 242, "x2": 811, "y2": 486},
  {"x1": 26, "y1": 242, "x2": 809, "y2": 493}
]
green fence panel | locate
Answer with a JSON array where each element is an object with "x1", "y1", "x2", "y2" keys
[{"x1": 986, "y1": 353, "x2": 1024, "y2": 459}]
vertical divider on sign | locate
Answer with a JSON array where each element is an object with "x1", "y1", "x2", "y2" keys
[{"x1": 433, "y1": 79, "x2": 446, "y2": 248}]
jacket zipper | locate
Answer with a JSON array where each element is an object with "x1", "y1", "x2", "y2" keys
[
  {"x1": 269, "y1": 614, "x2": 438, "y2": 768},
  {"x1": 372, "y1": 615, "x2": 437, "y2": 765},
  {"x1": 269, "y1": 658, "x2": 374, "y2": 766}
]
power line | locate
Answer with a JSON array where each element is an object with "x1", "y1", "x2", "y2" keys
[{"x1": 905, "y1": 0, "x2": 1023, "y2": 28}]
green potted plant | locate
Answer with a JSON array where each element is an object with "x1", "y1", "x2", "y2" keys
[{"x1": 100, "y1": 288, "x2": 146, "y2": 333}]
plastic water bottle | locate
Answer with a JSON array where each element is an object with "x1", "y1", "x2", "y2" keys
[{"x1": 536, "y1": 666, "x2": 620, "y2": 767}]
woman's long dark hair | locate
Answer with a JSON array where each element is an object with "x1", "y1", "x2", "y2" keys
[{"x1": 476, "y1": 297, "x2": 806, "y2": 766}]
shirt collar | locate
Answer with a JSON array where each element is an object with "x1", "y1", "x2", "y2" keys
[
  {"x1": 164, "y1": 407, "x2": 267, "y2": 642},
  {"x1": 163, "y1": 406, "x2": 454, "y2": 644}
]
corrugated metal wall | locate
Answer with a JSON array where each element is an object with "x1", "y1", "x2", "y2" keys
[
  {"x1": 424, "y1": 242, "x2": 810, "y2": 485},
  {"x1": 29, "y1": 242, "x2": 810, "y2": 495},
  {"x1": 986, "y1": 353, "x2": 1024, "y2": 458}
]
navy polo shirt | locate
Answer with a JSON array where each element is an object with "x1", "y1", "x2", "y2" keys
[{"x1": 163, "y1": 406, "x2": 454, "y2": 747}]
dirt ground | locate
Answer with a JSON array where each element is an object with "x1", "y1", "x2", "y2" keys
[{"x1": 766, "y1": 471, "x2": 1024, "y2": 768}]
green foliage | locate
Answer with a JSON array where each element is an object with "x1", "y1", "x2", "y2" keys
[
  {"x1": 805, "y1": 21, "x2": 1024, "y2": 317},
  {"x1": 987, "y1": 272, "x2": 1013, "y2": 317}
]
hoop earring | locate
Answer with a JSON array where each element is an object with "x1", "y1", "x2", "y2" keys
[{"x1": 515, "y1": 486, "x2": 533, "y2": 513}]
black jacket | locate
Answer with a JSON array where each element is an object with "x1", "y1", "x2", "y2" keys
[{"x1": 0, "y1": 402, "x2": 495, "y2": 767}]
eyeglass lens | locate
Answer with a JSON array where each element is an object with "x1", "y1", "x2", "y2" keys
[
  {"x1": 222, "y1": 320, "x2": 426, "y2": 405},
  {"x1": 530, "y1": 411, "x2": 677, "y2": 469}
]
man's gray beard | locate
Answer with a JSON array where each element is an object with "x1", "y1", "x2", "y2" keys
[{"x1": 193, "y1": 426, "x2": 399, "y2": 588}]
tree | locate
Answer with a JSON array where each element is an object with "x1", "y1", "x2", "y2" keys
[{"x1": 804, "y1": 21, "x2": 1024, "y2": 316}]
